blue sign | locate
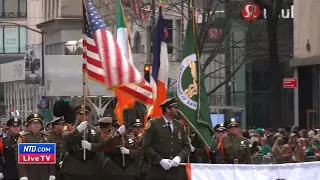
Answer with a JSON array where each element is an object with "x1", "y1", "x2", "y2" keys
[{"x1": 18, "y1": 143, "x2": 56, "y2": 164}]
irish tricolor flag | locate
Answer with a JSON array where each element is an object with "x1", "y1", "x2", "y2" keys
[
  {"x1": 114, "y1": 0, "x2": 153, "y2": 125},
  {"x1": 116, "y1": 0, "x2": 133, "y2": 63}
]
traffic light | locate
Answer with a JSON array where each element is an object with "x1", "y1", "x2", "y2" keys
[{"x1": 144, "y1": 64, "x2": 151, "y2": 82}]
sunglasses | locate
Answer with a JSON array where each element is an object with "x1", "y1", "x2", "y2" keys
[
  {"x1": 79, "y1": 112, "x2": 89, "y2": 116},
  {"x1": 216, "y1": 130, "x2": 226, "y2": 134}
]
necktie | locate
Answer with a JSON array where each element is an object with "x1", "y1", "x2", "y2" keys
[{"x1": 167, "y1": 122, "x2": 172, "y2": 133}]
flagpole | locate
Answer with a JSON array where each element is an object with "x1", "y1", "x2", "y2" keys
[
  {"x1": 82, "y1": 0, "x2": 86, "y2": 161},
  {"x1": 187, "y1": 125, "x2": 190, "y2": 163}
]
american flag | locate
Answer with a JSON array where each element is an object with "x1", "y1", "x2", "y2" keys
[
  {"x1": 83, "y1": 0, "x2": 153, "y2": 103},
  {"x1": 122, "y1": 0, "x2": 149, "y2": 21}
]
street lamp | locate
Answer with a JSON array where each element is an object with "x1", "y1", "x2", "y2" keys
[{"x1": 0, "y1": 21, "x2": 45, "y2": 86}]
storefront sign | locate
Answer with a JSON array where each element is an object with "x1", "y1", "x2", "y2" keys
[
  {"x1": 283, "y1": 78, "x2": 297, "y2": 88},
  {"x1": 262, "y1": 5, "x2": 293, "y2": 19},
  {"x1": 241, "y1": 2, "x2": 261, "y2": 21}
]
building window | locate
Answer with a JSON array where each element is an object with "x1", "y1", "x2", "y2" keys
[
  {"x1": 0, "y1": 26, "x2": 28, "y2": 54},
  {"x1": 19, "y1": 27, "x2": 27, "y2": 53},
  {"x1": 4, "y1": 26, "x2": 19, "y2": 53},
  {"x1": 0, "y1": 0, "x2": 27, "y2": 18},
  {"x1": 4, "y1": 0, "x2": 18, "y2": 17},
  {"x1": 19, "y1": 0, "x2": 26, "y2": 17}
]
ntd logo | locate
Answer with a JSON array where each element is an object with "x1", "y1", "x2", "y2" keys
[{"x1": 18, "y1": 143, "x2": 56, "y2": 164}]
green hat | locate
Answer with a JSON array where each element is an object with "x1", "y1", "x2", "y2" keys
[{"x1": 256, "y1": 128, "x2": 264, "y2": 136}]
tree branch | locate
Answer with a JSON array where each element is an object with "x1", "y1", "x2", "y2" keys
[{"x1": 206, "y1": 51, "x2": 267, "y2": 96}]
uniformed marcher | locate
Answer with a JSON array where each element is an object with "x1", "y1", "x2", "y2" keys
[
  {"x1": 210, "y1": 123, "x2": 228, "y2": 164},
  {"x1": 143, "y1": 97, "x2": 190, "y2": 180},
  {"x1": 47, "y1": 117, "x2": 66, "y2": 180},
  {"x1": 98, "y1": 117, "x2": 113, "y2": 136},
  {"x1": 0, "y1": 113, "x2": 22, "y2": 180},
  {"x1": 217, "y1": 118, "x2": 251, "y2": 164},
  {"x1": 114, "y1": 120, "x2": 145, "y2": 180},
  {"x1": 17, "y1": 113, "x2": 55, "y2": 180},
  {"x1": 62, "y1": 105, "x2": 123, "y2": 180},
  {"x1": 101, "y1": 118, "x2": 127, "y2": 179}
]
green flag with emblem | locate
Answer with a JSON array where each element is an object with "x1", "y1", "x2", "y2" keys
[{"x1": 176, "y1": 9, "x2": 213, "y2": 147}]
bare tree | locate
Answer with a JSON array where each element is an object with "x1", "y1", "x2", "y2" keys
[{"x1": 252, "y1": 0, "x2": 293, "y2": 128}]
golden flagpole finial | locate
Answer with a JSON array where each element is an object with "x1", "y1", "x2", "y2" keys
[{"x1": 159, "y1": 0, "x2": 163, "y2": 6}]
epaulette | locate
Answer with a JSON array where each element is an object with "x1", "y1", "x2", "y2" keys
[
  {"x1": 21, "y1": 132, "x2": 30, "y2": 136},
  {"x1": 41, "y1": 131, "x2": 50, "y2": 136}
]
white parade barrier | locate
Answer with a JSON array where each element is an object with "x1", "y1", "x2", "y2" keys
[{"x1": 185, "y1": 162, "x2": 320, "y2": 180}]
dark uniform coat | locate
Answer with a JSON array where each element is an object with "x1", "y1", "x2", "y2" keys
[
  {"x1": 0, "y1": 135, "x2": 20, "y2": 179},
  {"x1": 47, "y1": 130, "x2": 66, "y2": 180},
  {"x1": 143, "y1": 117, "x2": 190, "y2": 180},
  {"x1": 61, "y1": 124, "x2": 104, "y2": 179},
  {"x1": 104, "y1": 133, "x2": 143, "y2": 180},
  {"x1": 17, "y1": 132, "x2": 55, "y2": 180},
  {"x1": 217, "y1": 135, "x2": 251, "y2": 164}
]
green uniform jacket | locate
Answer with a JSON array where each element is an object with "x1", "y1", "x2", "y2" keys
[
  {"x1": 217, "y1": 135, "x2": 251, "y2": 164},
  {"x1": 17, "y1": 132, "x2": 55, "y2": 180},
  {"x1": 61, "y1": 124, "x2": 105, "y2": 175}
]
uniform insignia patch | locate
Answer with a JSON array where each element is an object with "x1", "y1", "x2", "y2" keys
[
  {"x1": 145, "y1": 122, "x2": 151, "y2": 129},
  {"x1": 91, "y1": 129, "x2": 96, "y2": 135},
  {"x1": 178, "y1": 131, "x2": 182, "y2": 139}
]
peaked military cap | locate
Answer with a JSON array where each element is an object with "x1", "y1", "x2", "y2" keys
[
  {"x1": 133, "y1": 119, "x2": 143, "y2": 127},
  {"x1": 214, "y1": 123, "x2": 226, "y2": 131},
  {"x1": 98, "y1": 117, "x2": 113, "y2": 124},
  {"x1": 51, "y1": 117, "x2": 65, "y2": 125},
  {"x1": 224, "y1": 118, "x2": 239, "y2": 128},
  {"x1": 160, "y1": 97, "x2": 178, "y2": 108},
  {"x1": 7, "y1": 118, "x2": 22, "y2": 127},
  {"x1": 26, "y1": 113, "x2": 42, "y2": 124},
  {"x1": 75, "y1": 105, "x2": 91, "y2": 114}
]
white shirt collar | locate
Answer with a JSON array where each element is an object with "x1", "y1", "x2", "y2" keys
[{"x1": 163, "y1": 116, "x2": 173, "y2": 124}]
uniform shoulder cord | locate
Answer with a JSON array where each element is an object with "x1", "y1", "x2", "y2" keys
[
  {"x1": 0, "y1": 139, "x2": 3, "y2": 153},
  {"x1": 205, "y1": 147, "x2": 211, "y2": 160},
  {"x1": 67, "y1": 124, "x2": 73, "y2": 131},
  {"x1": 219, "y1": 137, "x2": 224, "y2": 157},
  {"x1": 103, "y1": 133, "x2": 115, "y2": 152}
]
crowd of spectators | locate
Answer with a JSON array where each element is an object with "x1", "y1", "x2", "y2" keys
[{"x1": 244, "y1": 126, "x2": 320, "y2": 164}]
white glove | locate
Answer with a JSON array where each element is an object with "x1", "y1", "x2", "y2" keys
[
  {"x1": 120, "y1": 147, "x2": 130, "y2": 154},
  {"x1": 77, "y1": 121, "x2": 88, "y2": 133},
  {"x1": 190, "y1": 144, "x2": 195, "y2": 152},
  {"x1": 159, "y1": 159, "x2": 172, "y2": 170},
  {"x1": 0, "y1": 173, "x2": 3, "y2": 179},
  {"x1": 117, "y1": 125, "x2": 126, "y2": 134},
  {"x1": 20, "y1": 177, "x2": 28, "y2": 180},
  {"x1": 81, "y1": 140, "x2": 92, "y2": 150},
  {"x1": 171, "y1": 156, "x2": 181, "y2": 167},
  {"x1": 49, "y1": 175, "x2": 56, "y2": 180},
  {"x1": 188, "y1": 138, "x2": 192, "y2": 144},
  {"x1": 59, "y1": 161, "x2": 63, "y2": 169}
]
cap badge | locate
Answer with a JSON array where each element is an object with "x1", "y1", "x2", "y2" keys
[
  {"x1": 34, "y1": 114, "x2": 38, "y2": 118},
  {"x1": 220, "y1": 123, "x2": 224, "y2": 127}
]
